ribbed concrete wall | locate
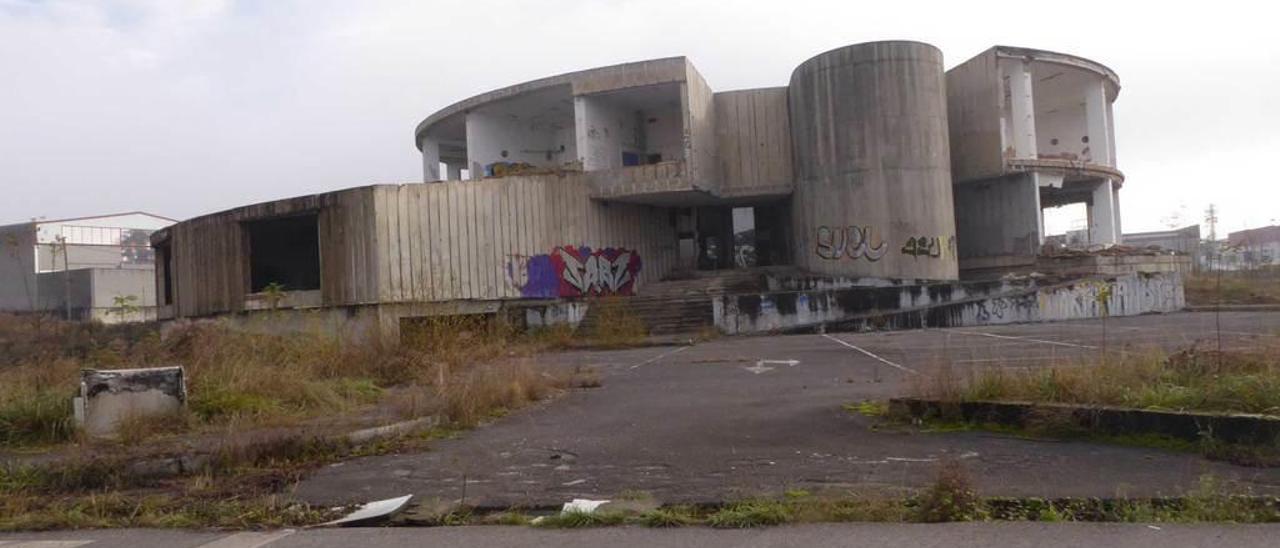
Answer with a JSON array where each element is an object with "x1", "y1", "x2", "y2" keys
[
  {"x1": 162, "y1": 176, "x2": 678, "y2": 318},
  {"x1": 788, "y1": 41, "x2": 958, "y2": 281},
  {"x1": 163, "y1": 188, "x2": 379, "y2": 317},
  {"x1": 373, "y1": 176, "x2": 677, "y2": 302}
]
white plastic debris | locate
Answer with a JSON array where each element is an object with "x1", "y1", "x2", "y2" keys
[
  {"x1": 561, "y1": 498, "x2": 610, "y2": 514},
  {"x1": 319, "y1": 494, "x2": 414, "y2": 527}
]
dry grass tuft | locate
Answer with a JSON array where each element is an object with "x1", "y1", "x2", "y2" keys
[
  {"x1": 917, "y1": 344, "x2": 1280, "y2": 416},
  {"x1": 587, "y1": 297, "x2": 648, "y2": 348},
  {"x1": 0, "y1": 311, "x2": 596, "y2": 448},
  {"x1": 1186, "y1": 272, "x2": 1280, "y2": 306},
  {"x1": 912, "y1": 459, "x2": 981, "y2": 522}
]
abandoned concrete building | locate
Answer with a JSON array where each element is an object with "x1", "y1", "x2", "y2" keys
[{"x1": 151, "y1": 41, "x2": 1185, "y2": 339}]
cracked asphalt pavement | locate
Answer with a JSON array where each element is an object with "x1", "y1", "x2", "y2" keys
[{"x1": 294, "y1": 311, "x2": 1280, "y2": 507}]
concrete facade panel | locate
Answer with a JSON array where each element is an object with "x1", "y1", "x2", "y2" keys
[
  {"x1": 714, "y1": 87, "x2": 794, "y2": 197},
  {"x1": 954, "y1": 174, "x2": 1042, "y2": 264},
  {"x1": 945, "y1": 48, "x2": 1005, "y2": 183},
  {"x1": 683, "y1": 63, "x2": 719, "y2": 193}
]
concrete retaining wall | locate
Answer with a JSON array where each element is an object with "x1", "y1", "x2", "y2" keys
[
  {"x1": 164, "y1": 298, "x2": 591, "y2": 344},
  {"x1": 714, "y1": 272, "x2": 1184, "y2": 335},
  {"x1": 891, "y1": 397, "x2": 1280, "y2": 446}
]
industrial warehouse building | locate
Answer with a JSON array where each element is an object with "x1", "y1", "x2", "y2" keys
[
  {"x1": 1, "y1": 212, "x2": 174, "y2": 322},
  {"x1": 151, "y1": 41, "x2": 1181, "y2": 339}
]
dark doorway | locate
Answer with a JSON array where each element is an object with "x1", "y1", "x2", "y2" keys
[
  {"x1": 694, "y1": 202, "x2": 790, "y2": 270},
  {"x1": 244, "y1": 214, "x2": 321, "y2": 293},
  {"x1": 155, "y1": 240, "x2": 173, "y2": 305},
  {"x1": 696, "y1": 207, "x2": 733, "y2": 270},
  {"x1": 732, "y1": 207, "x2": 757, "y2": 268},
  {"x1": 752, "y1": 201, "x2": 791, "y2": 267}
]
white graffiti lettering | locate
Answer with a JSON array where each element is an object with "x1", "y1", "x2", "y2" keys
[
  {"x1": 815, "y1": 225, "x2": 888, "y2": 262},
  {"x1": 557, "y1": 248, "x2": 634, "y2": 295}
]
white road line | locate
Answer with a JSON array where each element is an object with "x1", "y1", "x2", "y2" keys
[
  {"x1": 196, "y1": 530, "x2": 296, "y2": 548},
  {"x1": 1056, "y1": 322, "x2": 1279, "y2": 338},
  {"x1": 1, "y1": 542, "x2": 94, "y2": 548},
  {"x1": 821, "y1": 334, "x2": 918, "y2": 375},
  {"x1": 948, "y1": 330, "x2": 1097, "y2": 349},
  {"x1": 628, "y1": 345, "x2": 690, "y2": 369},
  {"x1": 952, "y1": 356, "x2": 1069, "y2": 364}
]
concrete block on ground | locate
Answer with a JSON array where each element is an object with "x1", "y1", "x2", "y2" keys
[{"x1": 77, "y1": 366, "x2": 186, "y2": 439}]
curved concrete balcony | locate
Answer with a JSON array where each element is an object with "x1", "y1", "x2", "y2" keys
[{"x1": 1006, "y1": 157, "x2": 1125, "y2": 187}]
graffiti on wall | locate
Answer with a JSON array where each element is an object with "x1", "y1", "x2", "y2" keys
[
  {"x1": 900, "y1": 235, "x2": 956, "y2": 259},
  {"x1": 507, "y1": 246, "x2": 643, "y2": 298},
  {"x1": 815, "y1": 225, "x2": 888, "y2": 261}
]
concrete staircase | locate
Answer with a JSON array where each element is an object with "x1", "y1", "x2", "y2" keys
[{"x1": 576, "y1": 269, "x2": 777, "y2": 336}]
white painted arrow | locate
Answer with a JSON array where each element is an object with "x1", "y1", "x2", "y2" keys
[
  {"x1": 758, "y1": 359, "x2": 800, "y2": 367},
  {"x1": 743, "y1": 364, "x2": 775, "y2": 374}
]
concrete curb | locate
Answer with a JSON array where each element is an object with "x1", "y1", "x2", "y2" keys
[
  {"x1": 889, "y1": 398, "x2": 1280, "y2": 446},
  {"x1": 1186, "y1": 304, "x2": 1280, "y2": 312},
  {"x1": 104, "y1": 415, "x2": 442, "y2": 481}
]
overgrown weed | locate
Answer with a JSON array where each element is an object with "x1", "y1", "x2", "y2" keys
[{"x1": 918, "y1": 344, "x2": 1280, "y2": 415}]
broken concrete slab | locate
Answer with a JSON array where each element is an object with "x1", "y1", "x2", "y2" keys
[{"x1": 76, "y1": 366, "x2": 186, "y2": 439}]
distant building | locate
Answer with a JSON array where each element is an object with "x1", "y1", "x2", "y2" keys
[
  {"x1": 1227, "y1": 225, "x2": 1280, "y2": 270},
  {"x1": 0, "y1": 212, "x2": 175, "y2": 322},
  {"x1": 1123, "y1": 224, "x2": 1204, "y2": 269}
]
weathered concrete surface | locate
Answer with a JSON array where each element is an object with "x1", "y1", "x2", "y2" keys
[
  {"x1": 79, "y1": 366, "x2": 185, "y2": 438},
  {"x1": 952, "y1": 174, "x2": 1042, "y2": 264},
  {"x1": 789, "y1": 41, "x2": 958, "y2": 282},
  {"x1": 295, "y1": 311, "x2": 1280, "y2": 507},
  {"x1": 713, "y1": 87, "x2": 793, "y2": 198},
  {"x1": 715, "y1": 272, "x2": 1183, "y2": 335}
]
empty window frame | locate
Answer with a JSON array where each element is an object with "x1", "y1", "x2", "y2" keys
[{"x1": 244, "y1": 214, "x2": 321, "y2": 293}]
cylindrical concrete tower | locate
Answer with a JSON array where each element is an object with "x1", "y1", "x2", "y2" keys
[{"x1": 789, "y1": 41, "x2": 958, "y2": 281}]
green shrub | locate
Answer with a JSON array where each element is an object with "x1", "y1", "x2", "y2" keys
[
  {"x1": 706, "y1": 501, "x2": 793, "y2": 528},
  {"x1": 0, "y1": 390, "x2": 76, "y2": 447},
  {"x1": 912, "y1": 460, "x2": 981, "y2": 522}
]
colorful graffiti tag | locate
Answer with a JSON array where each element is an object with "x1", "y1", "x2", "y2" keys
[
  {"x1": 507, "y1": 246, "x2": 643, "y2": 298},
  {"x1": 815, "y1": 225, "x2": 888, "y2": 261}
]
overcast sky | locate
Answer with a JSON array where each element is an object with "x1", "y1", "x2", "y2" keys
[{"x1": 2, "y1": 0, "x2": 1277, "y2": 237}]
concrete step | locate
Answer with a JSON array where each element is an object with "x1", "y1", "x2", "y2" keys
[{"x1": 577, "y1": 293, "x2": 715, "y2": 336}]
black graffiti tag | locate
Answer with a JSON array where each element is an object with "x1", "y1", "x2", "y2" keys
[{"x1": 901, "y1": 235, "x2": 957, "y2": 259}]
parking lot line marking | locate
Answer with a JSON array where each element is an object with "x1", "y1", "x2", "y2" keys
[
  {"x1": 822, "y1": 334, "x2": 918, "y2": 375},
  {"x1": 629, "y1": 345, "x2": 690, "y2": 370},
  {"x1": 195, "y1": 530, "x2": 295, "y2": 548},
  {"x1": 1, "y1": 542, "x2": 94, "y2": 548},
  {"x1": 949, "y1": 330, "x2": 1097, "y2": 349},
  {"x1": 953, "y1": 356, "x2": 1068, "y2": 364},
  {"x1": 1055, "y1": 322, "x2": 1279, "y2": 338}
]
